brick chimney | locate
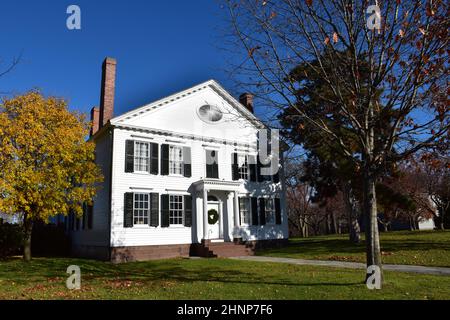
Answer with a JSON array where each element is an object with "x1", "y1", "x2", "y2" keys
[
  {"x1": 90, "y1": 107, "x2": 100, "y2": 136},
  {"x1": 239, "y1": 93, "x2": 254, "y2": 114},
  {"x1": 99, "y1": 57, "x2": 117, "y2": 128}
]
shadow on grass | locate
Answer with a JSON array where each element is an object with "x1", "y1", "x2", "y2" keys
[
  {"x1": 0, "y1": 256, "x2": 363, "y2": 289},
  {"x1": 258, "y1": 231, "x2": 450, "y2": 258}
]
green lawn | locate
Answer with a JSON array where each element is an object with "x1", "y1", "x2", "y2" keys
[
  {"x1": 0, "y1": 256, "x2": 449, "y2": 300},
  {"x1": 258, "y1": 230, "x2": 450, "y2": 267}
]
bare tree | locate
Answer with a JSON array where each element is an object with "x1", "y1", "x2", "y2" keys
[
  {"x1": 285, "y1": 160, "x2": 314, "y2": 237},
  {"x1": 224, "y1": 0, "x2": 449, "y2": 286},
  {"x1": 0, "y1": 53, "x2": 21, "y2": 94},
  {"x1": 419, "y1": 153, "x2": 450, "y2": 229}
]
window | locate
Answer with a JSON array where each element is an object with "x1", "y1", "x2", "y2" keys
[
  {"x1": 169, "y1": 195, "x2": 184, "y2": 225},
  {"x1": 239, "y1": 197, "x2": 251, "y2": 225},
  {"x1": 133, "y1": 193, "x2": 150, "y2": 225},
  {"x1": 197, "y1": 104, "x2": 223, "y2": 123},
  {"x1": 169, "y1": 145, "x2": 184, "y2": 175},
  {"x1": 206, "y1": 150, "x2": 219, "y2": 178},
  {"x1": 238, "y1": 154, "x2": 248, "y2": 180},
  {"x1": 134, "y1": 141, "x2": 150, "y2": 172},
  {"x1": 265, "y1": 198, "x2": 276, "y2": 225}
]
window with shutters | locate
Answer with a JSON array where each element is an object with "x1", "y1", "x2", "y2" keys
[
  {"x1": 134, "y1": 141, "x2": 150, "y2": 172},
  {"x1": 238, "y1": 154, "x2": 249, "y2": 180},
  {"x1": 133, "y1": 193, "x2": 150, "y2": 225},
  {"x1": 169, "y1": 195, "x2": 184, "y2": 225},
  {"x1": 239, "y1": 197, "x2": 251, "y2": 225},
  {"x1": 206, "y1": 150, "x2": 219, "y2": 178},
  {"x1": 169, "y1": 145, "x2": 184, "y2": 175},
  {"x1": 265, "y1": 198, "x2": 276, "y2": 225}
]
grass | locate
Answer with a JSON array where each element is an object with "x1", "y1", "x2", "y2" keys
[
  {"x1": 0, "y1": 256, "x2": 449, "y2": 300},
  {"x1": 257, "y1": 230, "x2": 450, "y2": 267}
]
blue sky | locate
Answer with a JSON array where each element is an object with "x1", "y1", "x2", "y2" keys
[{"x1": 0, "y1": 0, "x2": 237, "y2": 118}]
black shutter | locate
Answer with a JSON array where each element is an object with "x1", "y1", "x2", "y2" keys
[
  {"x1": 183, "y1": 147, "x2": 192, "y2": 177},
  {"x1": 237, "y1": 197, "x2": 242, "y2": 223},
  {"x1": 259, "y1": 198, "x2": 266, "y2": 225},
  {"x1": 150, "y1": 143, "x2": 159, "y2": 175},
  {"x1": 150, "y1": 193, "x2": 159, "y2": 227},
  {"x1": 213, "y1": 156, "x2": 219, "y2": 178},
  {"x1": 232, "y1": 153, "x2": 239, "y2": 181},
  {"x1": 124, "y1": 193, "x2": 134, "y2": 228},
  {"x1": 275, "y1": 198, "x2": 282, "y2": 225},
  {"x1": 251, "y1": 197, "x2": 258, "y2": 226},
  {"x1": 161, "y1": 144, "x2": 169, "y2": 175},
  {"x1": 161, "y1": 194, "x2": 170, "y2": 227},
  {"x1": 184, "y1": 195, "x2": 192, "y2": 227},
  {"x1": 125, "y1": 140, "x2": 134, "y2": 173},
  {"x1": 249, "y1": 155, "x2": 257, "y2": 182}
]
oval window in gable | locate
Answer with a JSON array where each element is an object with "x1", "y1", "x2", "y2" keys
[{"x1": 197, "y1": 104, "x2": 223, "y2": 123}]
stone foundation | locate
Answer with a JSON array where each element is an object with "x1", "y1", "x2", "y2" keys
[
  {"x1": 110, "y1": 244, "x2": 191, "y2": 263},
  {"x1": 71, "y1": 238, "x2": 289, "y2": 263}
]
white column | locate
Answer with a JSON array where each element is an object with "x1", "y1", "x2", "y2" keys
[
  {"x1": 234, "y1": 191, "x2": 240, "y2": 231},
  {"x1": 219, "y1": 199, "x2": 224, "y2": 239},
  {"x1": 203, "y1": 188, "x2": 208, "y2": 240}
]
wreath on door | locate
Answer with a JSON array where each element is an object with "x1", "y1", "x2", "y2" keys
[{"x1": 208, "y1": 209, "x2": 219, "y2": 225}]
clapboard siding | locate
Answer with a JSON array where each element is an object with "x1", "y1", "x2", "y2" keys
[
  {"x1": 70, "y1": 131, "x2": 112, "y2": 247},
  {"x1": 109, "y1": 127, "x2": 288, "y2": 247}
]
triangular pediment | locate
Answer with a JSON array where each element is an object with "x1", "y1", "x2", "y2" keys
[{"x1": 111, "y1": 80, "x2": 264, "y2": 143}]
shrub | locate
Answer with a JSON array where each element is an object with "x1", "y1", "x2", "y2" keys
[{"x1": 0, "y1": 223, "x2": 23, "y2": 258}]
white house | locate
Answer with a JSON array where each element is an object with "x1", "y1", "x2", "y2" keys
[{"x1": 68, "y1": 58, "x2": 288, "y2": 262}]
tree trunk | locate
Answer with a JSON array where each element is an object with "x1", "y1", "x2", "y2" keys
[
  {"x1": 439, "y1": 208, "x2": 445, "y2": 230},
  {"x1": 23, "y1": 218, "x2": 33, "y2": 262},
  {"x1": 409, "y1": 217, "x2": 415, "y2": 231},
  {"x1": 363, "y1": 174, "x2": 383, "y2": 284},
  {"x1": 343, "y1": 184, "x2": 361, "y2": 243},
  {"x1": 332, "y1": 212, "x2": 338, "y2": 234}
]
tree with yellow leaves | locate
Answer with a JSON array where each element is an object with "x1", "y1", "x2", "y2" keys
[{"x1": 0, "y1": 91, "x2": 103, "y2": 261}]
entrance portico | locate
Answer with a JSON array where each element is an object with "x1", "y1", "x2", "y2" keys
[{"x1": 193, "y1": 179, "x2": 242, "y2": 241}]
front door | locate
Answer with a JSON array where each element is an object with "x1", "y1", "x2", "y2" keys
[{"x1": 207, "y1": 202, "x2": 220, "y2": 239}]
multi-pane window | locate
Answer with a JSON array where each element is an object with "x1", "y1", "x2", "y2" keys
[
  {"x1": 239, "y1": 197, "x2": 251, "y2": 225},
  {"x1": 133, "y1": 193, "x2": 149, "y2": 225},
  {"x1": 169, "y1": 195, "x2": 184, "y2": 225},
  {"x1": 265, "y1": 198, "x2": 276, "y2": 225},
  {"x1": 238, "y1": 154, "x2": 248, "y2": 180},
  {"x1": 134, "y1": 142, "x2": 150, "y2": 172},
  {"x1": 169, "y1": 146, "x2": 184, "y2": 175}
]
